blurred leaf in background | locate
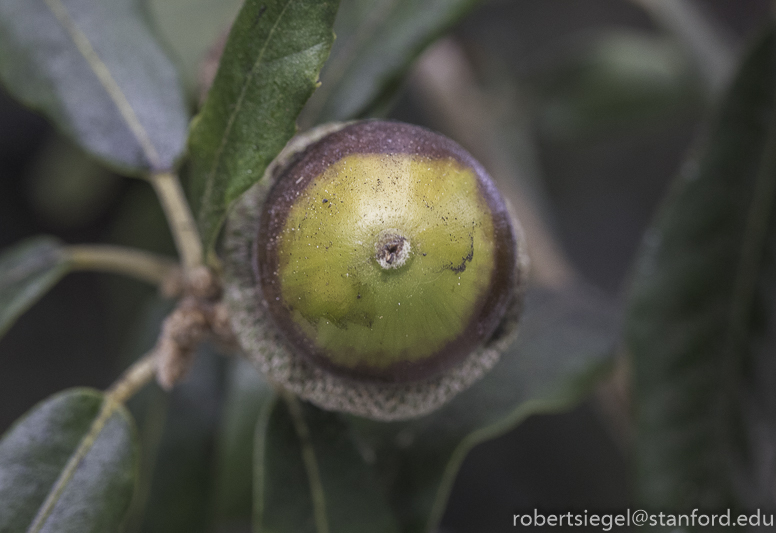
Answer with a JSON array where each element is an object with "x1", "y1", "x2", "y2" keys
[
  {"x1": 121, "y1": 299, "x2": 228, "y2": 533},
  {"x1": 128, "y1": 347, "x2": 227, "y2": 533},
  {"x1": 255, "y1": 397, "x2": 401, "y2": 533},
  {"x1": 300, "y1": 0, "x2": 480, "y2": 126},
  {"x1": 214, "y1": 357, "x2": 274, "y2": 525},
  {"x1": 530, "y1": 30, "x2": 704, "y2": 140},
  {"x1": 195, "y1": 283, "x2": 616, "y2": 532},
  {"x1": 144, "y1": 0, "x2": 243, "y2": 100},
  {"x1": 0, "y1": 0, "x2": 189, "y2": 173},
  {"x1": 0, "y1": 388, "x2": 139, "y2": 532},
  {"x1": 628, "y1": 22, "x2": 776, "y2": 514},
  {"x1": 0, "y1": 237, "x2": 70, "y2": 339}
]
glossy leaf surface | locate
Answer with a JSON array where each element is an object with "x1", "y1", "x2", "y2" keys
[
  {"x1": 188, "y1": 0, "x2": 339, "y2": 255},
  {"x1": 0, "y1": 237, "x2": 70, "y2": 339},
  {"x1": 0, "y1": 0, "x2": 188, "y2": 173},
  {"x1": 0, "y1": 388, "x2": 138, "y2": 532}
]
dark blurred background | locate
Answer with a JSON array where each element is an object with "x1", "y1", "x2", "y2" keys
[{"x1": 0, "y1": 0, "x2": 772, "y2": 531}]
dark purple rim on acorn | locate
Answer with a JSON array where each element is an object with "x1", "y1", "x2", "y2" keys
[{"x1": 254, "y1": 120, "x2": 519, "y2": 384}]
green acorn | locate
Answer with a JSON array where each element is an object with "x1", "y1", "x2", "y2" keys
[{"x1": 224, "y1": 120, "x2": 527, "y2": 420}]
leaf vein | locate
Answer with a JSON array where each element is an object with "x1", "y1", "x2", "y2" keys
[
  {"x1": 26, "y1": 398, "x2": 120, "y2": 533},
  {"x1": 283, "y1": 393, "x2": 329, "y2": 533},
  {"x1": 42, "y1": 0, "x2": 161, "y2": 170},
  {"x1": 201, "y1": 0, "x2": 299, "y2": 216}
]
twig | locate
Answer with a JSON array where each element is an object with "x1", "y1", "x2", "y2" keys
[
  {"x1": 150, "y1": 171, "x2": 204, "y2": 274},
  {"x1": 67, "y1": 245, "x2": 179, "y2": 286},
  {"x1": 24, "y1": 259, "x2": 230, "y2": 531},
  {"x1": 26, "y1": 350, "x2": 160, "y2": 533},
  {"x1": 107, "y1": 350, "x2": 160, "y2": 404}
]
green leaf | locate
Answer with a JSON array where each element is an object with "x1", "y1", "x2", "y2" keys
[
  {"x1": 0, "y1": 0, "x2": 189, "y2": 173},
  {"x1": 214, "y1": 356, "x2": 275, "y2": 521},
  {"x1": 188, "y1": 0, "x2": 339, "y2": 255},
  {"x1": 130, "y1": 345, "x2": 227, "y2": 533},
  {"x1": 0, "y1": 388, "x2": 139, "y2": 533},
  {"x1": 627, "y1": 24, "x2": 776, "y2": 513},
  {"x1": 254, "y1": 396, "x2": 401, "y2": 533},
  {"x1": 300, "y1": 0, "x2": 480, "y2": 126},
  {"x1": 354, "y1": 285, "x2": 619, "y2": 533},
  {"x1": 120, "y1": 299, "x2": 228, "y2": 533},
  {"x1": 534, "y1": 31, "x2": 702, "y2": 140},
  {"x1": 631, "y1": 0, "x2": 735, "y2": 95},
  {"x1": 0, "y1": 237, "x2": 71, "y2": 339}
]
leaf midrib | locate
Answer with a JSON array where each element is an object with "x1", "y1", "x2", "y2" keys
[
  {"x1": 284, "y1": 396, "x2": 330, "y2": 533},
  {"x1": 200, "y1": 0, "x2": 297, "y2": 219},
  {"x1": 42, "y1": 0, "x2": 161, "y2": 170},
  {"x1": 25, "y1": 398, "x2": 121, "y2": 533}
]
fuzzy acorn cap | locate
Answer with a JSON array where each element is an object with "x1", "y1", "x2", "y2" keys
[{"x1": 223, "y1": 120, "x2": 528, "y2": 420}]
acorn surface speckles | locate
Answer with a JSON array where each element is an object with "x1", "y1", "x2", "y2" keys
[{"x1": 223, "y1": 120, "x2": 527, "y2": 420}]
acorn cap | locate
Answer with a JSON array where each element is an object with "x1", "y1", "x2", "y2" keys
[{"x1": 223, "y1": 120, "x2": 528, "y2": 420}]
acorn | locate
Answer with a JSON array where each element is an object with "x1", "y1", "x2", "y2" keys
[{"x1": 223, "y1": 120, "x2": 528, "y2": 420}]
